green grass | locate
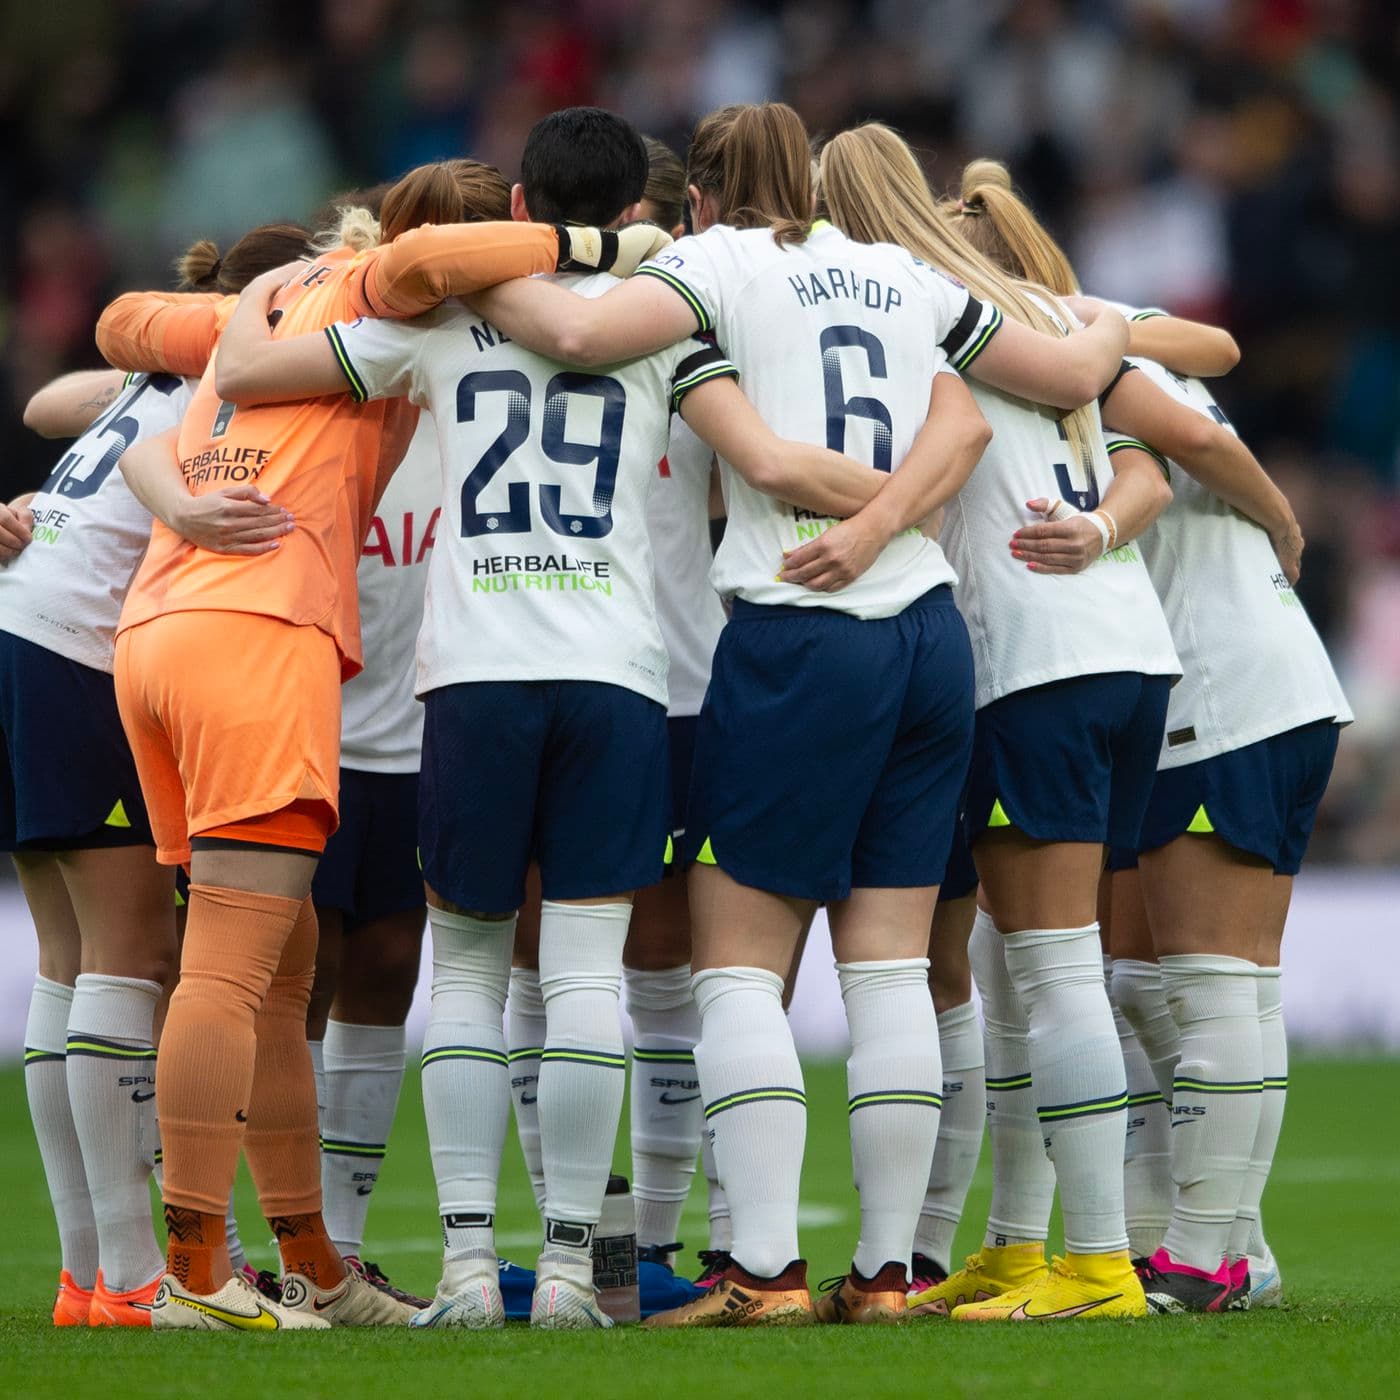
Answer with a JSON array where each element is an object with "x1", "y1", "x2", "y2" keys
[{"x1": 1, "y1": 1059, "x2": 1397, "y2": 1399}]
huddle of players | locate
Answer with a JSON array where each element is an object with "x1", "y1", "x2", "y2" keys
[{"x1": 6, "y1": 100, "x2": 1347, "y2": 1332}]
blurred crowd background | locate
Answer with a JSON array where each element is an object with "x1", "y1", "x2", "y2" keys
[{"x1": 2, "y1": 0, "x2": 1397, "y2": 862}]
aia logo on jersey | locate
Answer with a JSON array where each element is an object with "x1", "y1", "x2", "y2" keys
[{"x1": 362, "y1": 508, "x2": 439, "y2": 567}]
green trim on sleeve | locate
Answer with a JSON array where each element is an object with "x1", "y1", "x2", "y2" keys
[
  {"x1": 324, "y1": 325, "x2": 369, "y2": 404},
  {"x1": 1105, "y1": 435, "x2": 1171, "y2": 482},
  {"x1": 634, "y1": 265, "x2": 713, "y2": 333},
  {"x1": 952, "y1": 305, "x2": 1003, "y2": 371}
]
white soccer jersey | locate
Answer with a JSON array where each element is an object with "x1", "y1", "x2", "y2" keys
[
  {"x1": 649, "y1": 418, "x2": 725, "y2": 717},
  {"x1": 331, "y1": 273, "x2": 737, "y2": 708},
  {"x1": 0, "y1": 371, "x2": 194, "y2": 673},
  {"x1": 1105, "y1": 312, "x2": 1351, "y2": 766},
  {"x1": 939, "y1": 296, "x2": 1179, "y2": 708},
  {"x1": 637, "y1": 221, "x2": 1004, "y2": 619},
  {"x1": 339, "y1": 413, "x2": 439, "y2": 772}
]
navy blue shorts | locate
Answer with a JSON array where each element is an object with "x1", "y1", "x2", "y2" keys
[
  {"x1": 940, "y1": 810, "x2": 979, "y2": 902},
  {"x1": 664, "y1": 715, "x2": 698, "y2": 871},
  {"x1": 1133, "y1": 719, "x2": 1339, "y2": 875},
  {"x1": 1105, "y1": 845, "x2": 1139, "y2": 873},
  {"x1": 0, "y1": 630, "x2": 154, "y2": 851},
  {"x1": 966, "y1": 672, "x2": 1171, "y2": 849},
  {"x1": 684, "y1": 586, "x2": 974, "y2": 902},
  {"x1": 312, "y1": 768, "x2": 423, "y2": 925},
  {"x1": 420, "y1": 680, "x2": 670, "y2": 914}
]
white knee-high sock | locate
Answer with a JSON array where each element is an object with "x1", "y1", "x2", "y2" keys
[
  {"x1": 969, "y1": 910, "x2": 1054, "y2": 1247},
  {"x1": 1229, "y1": 966, "x2": 1286, "y2": 1263},
  {"x1": 320, "y1": 1020, "x2": 407, "y2": 1257},
  {"x1": 693, "y1": 967, "x2": 805, "y2": 1278},
  {"x1": 701, "y1": 1131, "x2": 732, "y2": 1252},
  {"x1": 1110, "y1": 960, "x2": 1180, "y2": 1104},
  {"x1": 25, "y1": 977, "x2": 98, "y2": 1288},
  {"x1": 625, "y1": 964, "x2": 702, "y2": 1250},
  {"x1": 1003, "y1": 925, "x2": 1128, "y2": 1255},
  {"x1": 506, "y1": 968, "x2": 547, "y2": 1214},
  {"x1": 537, "y1": 901, "x2": 630, "y2": 1274},
  {"x1": 1107, "y1": 961, "x2": 1172, "y2": 1258},
  {"x1": 1159, "y1": 954, "x2": 1263, "y2": 1273},
  {"x1": 420, "y1": 908, "x2": 515, "y2": 1261},
  {"x1": 915, "y1": 999, "x2": 985, "y2": 1270},
  {"x1": 839, "y1": 958, "x2": 941, "y2": 1278},
  {"x1": 65, "y1": 973, "x2": 163, "y2": 1291}
]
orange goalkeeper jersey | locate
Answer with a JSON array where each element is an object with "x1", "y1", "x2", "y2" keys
[{"x1": 107, "y1": 222, "x2": 559, "y2": 678}]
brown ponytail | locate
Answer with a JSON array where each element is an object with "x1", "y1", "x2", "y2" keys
[
  {"x1": 321, "y1": 159, "x2": 512, "y2": 253},
  {"x1": 954, "y1": 159, "x2": 1078, "y2": 297},
  {"x1": 176, "y1": 223, "x2": 312, "y2": 293},
  {"x1": 688, "y1": 103, "x2": 813, "y2": 246},
  {"x1": 641, "y1": 135, "x2": 687, "y2": 233}
]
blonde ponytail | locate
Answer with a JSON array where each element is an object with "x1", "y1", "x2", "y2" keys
[
  {"x1": 818, "y1": 124, "x2": 1098, "y2": 473},
  {"x1": 955, "y1": 159, "x2": 1078, "y2": 297}
]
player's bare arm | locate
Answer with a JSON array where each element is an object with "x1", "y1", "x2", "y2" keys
[
  {"x1": 467, "y1": 271, "x2": 695, "y2": 368},
  {"x1": 679, "y1": 376, "x2": 890, "y2": 518},
  {"x1": 780, "y1": 372, "x2": 992, "y2": 592},
  {"x1": 22, "y1": 369, "x2": 131, "y2": 439},
  {"x1": 118, "y1": 427, "x2": 294, "y2": 557},
  {"x1": 1066, "y1": 296, "x2": 1241, "y2": 379},
  {"x1": 1102, "y1": 369, "x2": 1303, "y2": 581},
  {"x1": 968, "y1": 303, "x2": 1130, "y2": 410}
]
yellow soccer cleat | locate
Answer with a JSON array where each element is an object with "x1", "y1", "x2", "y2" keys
[
  {"x1": 641, "y1": 1259, "x2": 814, "y2": 1329},
  {"x1": 814, "y1": 1262, "x2": 907, "y2": 1324},
  {"x1": 905, "y1": 1243, "x2": 1049, "y2": 1318},
  {"x1": 952, "y1": 1251, "x2": 1148, "y2": 1322}
]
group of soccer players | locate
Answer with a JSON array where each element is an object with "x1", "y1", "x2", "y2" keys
[{"x1": 4, "y1": 98, "x2": 1347, "y2": 1333}]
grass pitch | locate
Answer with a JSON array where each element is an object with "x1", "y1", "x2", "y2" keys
[{"x1": 0, "y1": 1058, "x2": 1396, "y2": 1399}]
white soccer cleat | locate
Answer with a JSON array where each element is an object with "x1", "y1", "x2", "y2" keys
[
  {"x1": 410, "y1": 1251, "x2": 506, "y2": 1330},
  {"x1": 1248, "y1": 1246, "x2": 1283, "y2": 1309},
  {"x1": 530, "y1": 1252, "x2": 614, "y2": 1330},
  {"x1": 151, "y1": 1272, "x2": 328, "y2": 1332},
  {"x1": 279, "y1": 1268, "x2": 417, "y2": 1326}
]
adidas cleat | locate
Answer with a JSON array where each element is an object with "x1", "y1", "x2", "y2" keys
[
  {"x1": 410, "y1": 1250, "x2": 505, "y2": 1330},
  {"x1": 814, "y1": 1262, "x2": 907, "y2": 1324},
  {"x1": 954, "y1": 1252, "x2": 1147, "y2": 1321},
  {"x1": 89, "y1": 1269, "x2": 161, "y2": 1327},
  {"x1": 908, "y1": 1252, "x2": 947, "y2": 1298},
  {"x1": 531, "y1": 1253, "x2": 613, "y2": 1330},
  {"x1": 1139, "y1": 1247, "x2": 1232, "y2": 1315},
  {"x1": 52, "y1": 1270, "x2": 95, "y2": 1327},
  {"x1": 906, "y1": 1244, "x2": 1048, "y2": 1318},
  {"x1": 151, "y1": 1272, "x2": 328, "y2": 1331},
  {"x1": 346, "y1": 1255, "x2": 432, "y2": 1310},
  {"x1": 694, "y1": 1249, "x2": 732, "y2": 1289},
  {"x1": 279, "y1": 1267, "x2": 416, "y2": 1326},
  {"x1": 639, "y1": 1243, "x2": 706, "y2": 1317},
  {"x1": 642, "y1": 1259, "x2": 814, "y2": 1329}
]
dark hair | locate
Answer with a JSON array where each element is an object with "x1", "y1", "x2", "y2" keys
[
  {"x1": 177, "y1": 223, "x2": 313, "y2": 293},
  {"x1": 641, "y1": 135, "x2": 686, "y2": 231},
  {"x1": 520, "y1": 107, "x2": 649, "y2": 226}
]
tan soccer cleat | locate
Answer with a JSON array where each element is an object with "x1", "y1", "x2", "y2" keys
[
  {"x1": 279, "y1": 1267, "x2": 417, "y2": 1326},
  {"x1": 814, "y1": 1262, "x2": 908, "y2": 1324},
  {"x1": 642, "y1": 1259, "x2": 814, "y2": 1329},
  {"x1": 905, "y1": 1243, "x2": 1050, "y2": 1318},
  {"x1": 150, "y1": 1272, "x2": 328, "y2": 1331}
]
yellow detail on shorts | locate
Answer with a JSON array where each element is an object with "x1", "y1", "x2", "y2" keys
[
  {"x1": 104, "y1": 800, "x2": 131, "y2": 829},
  {"x1": 988, "y1": 799, "x2": 1011, "y2": 828},
  {"x1": 696, "y1": 837, "x2": 717, "y2": 865},
  {"x1": 1187, "y1": 804, "x2": 1214, "y2": 834},
  {"x1": 173, "y1": 888, "x2": 186, "y2": 909},
  {"x1": 664, "y1": 835, "x2": 674, "y2": 865}
]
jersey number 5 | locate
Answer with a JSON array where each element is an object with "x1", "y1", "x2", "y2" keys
[{"x1": 457, "y1": 371, "x2": 625, "y2": 539}]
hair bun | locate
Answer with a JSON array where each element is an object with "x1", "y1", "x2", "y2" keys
[
  {"x1": 961, "y1": 158, "x2": 1013, "y2": 201},
  {"x1": 176, "y1": 238, "x2": 224, "y2": 291}
]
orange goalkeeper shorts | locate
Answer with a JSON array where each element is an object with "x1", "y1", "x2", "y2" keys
[{"x1": 114, "y1": 610, "x2": 341, "y2": 866}]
